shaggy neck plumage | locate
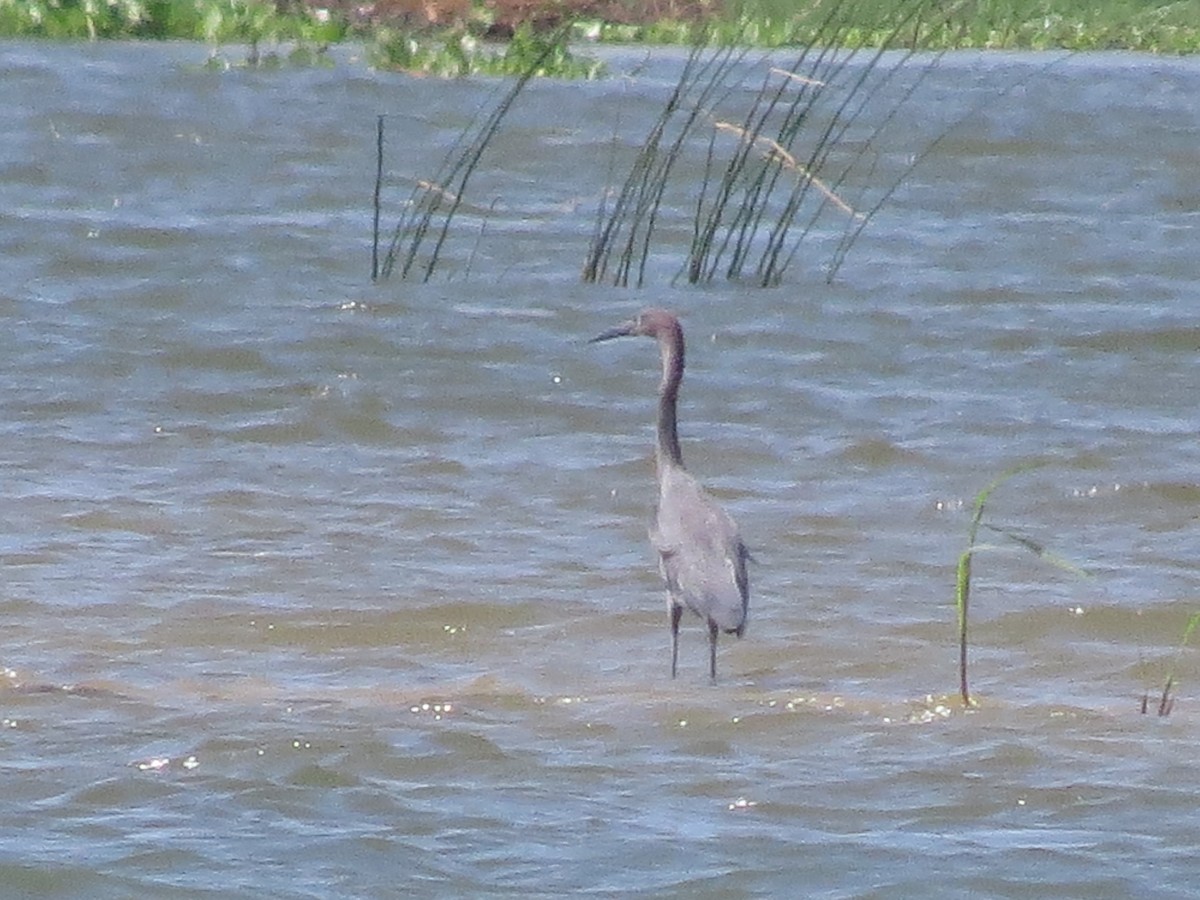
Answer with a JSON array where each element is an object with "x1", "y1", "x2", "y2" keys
[{"x1": 654, "y1": 324, "x2": 685, "y2": 473}]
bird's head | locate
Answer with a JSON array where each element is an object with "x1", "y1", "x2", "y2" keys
[{"x1": 589, "y1": 308, "x2": 681, "y2": 344}]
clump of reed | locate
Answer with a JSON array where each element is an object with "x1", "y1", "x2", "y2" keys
[
  {"x1": 582, "y1": 0, "x2": 964, "y2": 287},
  {"x1": 368, "y1": 0, "x2": 1058, "y2": 286},
  {"x1": 372, "y1": 26, "x2": 572, "y2": 281},
  {"x1": 374, "y1": 0, "x2": 1050, "y2": 286},
  {"x1": 955, "y1": 465, "x2": 1087, "y2": 708}
]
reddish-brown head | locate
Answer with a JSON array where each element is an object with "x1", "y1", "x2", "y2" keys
[{"x1": 588, "y1": 308, "x2": 682, "y2": 345}]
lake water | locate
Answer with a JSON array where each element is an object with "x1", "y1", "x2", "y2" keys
[{"x1": 2, "y1": 39, "x2": 1199, "y2": 897}]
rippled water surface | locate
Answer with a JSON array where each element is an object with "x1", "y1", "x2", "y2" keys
[{"x1": 2, "y1": 40, "x2": 1200, "y2": 897}]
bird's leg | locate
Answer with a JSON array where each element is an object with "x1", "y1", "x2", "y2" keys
[
  {"x1": 707, "y1": 619, "x2": 719, "y2": 683},
  {"x1": 669, "y1": 601, "x2": 683, "y2": 678}
]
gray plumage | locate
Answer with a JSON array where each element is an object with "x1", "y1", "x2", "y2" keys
[{"x1": 590, "y1": 308, "x2": 750, "y2": 682}]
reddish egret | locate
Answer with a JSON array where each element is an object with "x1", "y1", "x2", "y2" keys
[{"x1": 590, "y1": 308, "x2": 750, "y2": 682}]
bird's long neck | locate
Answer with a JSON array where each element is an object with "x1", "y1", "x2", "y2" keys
[{"x1": 655, "y1": 324, "x2": 685, "y2": 473}]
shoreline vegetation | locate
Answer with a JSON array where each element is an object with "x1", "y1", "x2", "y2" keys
[{"x1": 1, "y1": 0, "x2": 1198, "y2": 71}]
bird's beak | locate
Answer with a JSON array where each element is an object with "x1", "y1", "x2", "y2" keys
[{"x1": 588, "y1": 320, "x2": 635, "y2": 344}]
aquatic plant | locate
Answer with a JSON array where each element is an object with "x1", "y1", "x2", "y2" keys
[
  {"x1": 2, "y1": 0, "x2": 1199, "y2": 52},
  {"x1": 367, "y1": 21, "x2": 602, "y2": 78},
  {"x1": 373, "y1": 26, "x2": 574, "y2": 281},
  {"x1": 197, "y1": 0, "x2": 345, "y2": 68},
  {"x1": 585, "y1": 0, "x2": 1200, "y2": 53},
  {"x1": 0, "y1": 0, "x2": 152, "y2": 38},
  {"x1": 1142, "y1": 611, "x2": 1200, "y2": 717},
  {"x1": 0, "y1": 0, "x2": 345, "y2": 51},
  {"x1": 583, "y1": 0, "x2": 965, "y2": 287},
  {"x1": 582, "y1": 39, "x2": 750, "y2": 287},
  {"x1": 955, "y1": 464, "x2": 1086, "y2": 707}
]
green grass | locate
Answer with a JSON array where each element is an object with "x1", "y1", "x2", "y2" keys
[
  {"x1": 0, "y1": 0, "x2": 346, "y2": 61},
  {"x1": 954, "y1": 464, "x2": 1087, "y2": 707},
  {"x1": 582, "y1": 0, "x2": 1200, "y2": 52},
  {"x1": 2, "y1": 0, "x2": 1199, "y2": 56}
]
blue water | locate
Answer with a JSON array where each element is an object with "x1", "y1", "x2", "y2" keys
[{"x1": 2, "y1": 40, "x2": 1199, "y2": 897}]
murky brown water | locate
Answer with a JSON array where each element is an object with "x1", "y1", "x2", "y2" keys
[{"x1": 2, "y1": 39, "x2": 1199, "y2": 896}]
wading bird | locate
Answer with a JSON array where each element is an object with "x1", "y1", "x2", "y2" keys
[{"x1": 590, "y1": 309, "x2": 750, "y2": 682}]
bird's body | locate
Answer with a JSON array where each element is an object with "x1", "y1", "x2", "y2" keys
[
  {"x1": 590, "y1": 309, "x2": 749, "y2": 682},
  {"x1": 654, "y1": 464, "x2": 749, "y2": 635}
]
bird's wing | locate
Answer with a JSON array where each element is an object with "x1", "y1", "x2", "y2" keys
[
  {"x1": 653, "y1": 468, "x2": 749, "y2": 634},
  {"x1": 730, "y1": 539, "x2": 750, "y2": 636}
]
